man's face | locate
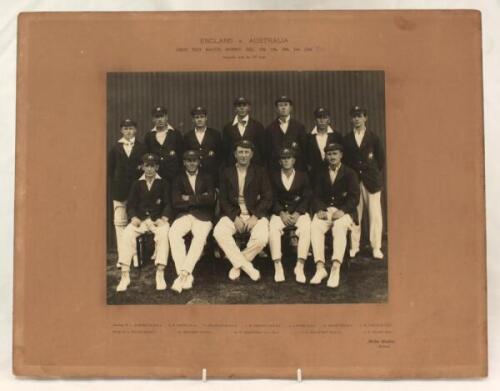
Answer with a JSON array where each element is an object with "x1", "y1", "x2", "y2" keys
[
  {"x1": 184, "y1": 158, "x2": 200, "y2": 174},
  {"x1": 315, "y1": 116, "x2": 330, "y2": 131},
  {"x1": 351, "y1": 113, "x2": 367, "y2": 128},
  {"x1": 153, "y1": 114, "x2": 167, "y2": 129},
  {"x1": 326, "y1": 150, "x2": 342, "y2": 167},
  {"x1": 235, "y1": 103, "x2": 250, "y2": 117},
  {"x1": 279, "y1": 156, "x2": 295, "y2": 170},
  {"x1": 121, "y1": 125, "x2": 137, "y2": 140},
  {"x1": 234, "y1": 146, "x2": 253, "y2": 166},
  {"x1": 193, "y1": 114, "x2": 207, "y2": 128},
  {"x1": 276, "y1": 102, "x2": 292, "y2": 117},
  {"x1": 142, "y1": 163, "x2": 159, "y2": 178}
]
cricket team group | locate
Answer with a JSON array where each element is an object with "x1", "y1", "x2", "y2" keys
[{"x1": 108, "y1": 95, "x2": 385, "y2": 293}]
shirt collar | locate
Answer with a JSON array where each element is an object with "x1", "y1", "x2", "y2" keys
[
  {"x1": 151, "y1": 124, "x2": 174, "y2": 132},
  {"x1": 118, "y1": 137, "x2": 136, "y2": 144},
  {"x1": 235, "y1": 163, "x2": 249, "y2": 172},
  {"x1": 232, "y1": 114, "x2": 249, "y2": 126},
  {"x1": 186, "y1": 170, "x2": 198, "y2": 177},
  {"x1": 281, "y1": 168, "x2": 295, "y2": 177},
  {"x1": 310, "y1": 126, "x2": 334, "y2": 135},
  {"x1": 278, "y1": 115, "x2": 290, "y2": 124},
  {"x1": 354, "y1": 126, "x2": 366, "y2": 134},
  {"x1": 139, "y1": 173, "x2": 162, "y2": 181},
  {"x1": 329, "y1": 162, "x2": 342, "y2": 172},
  {"x1": 195, "y1": 126, "x2": 207, "y2": 133}
]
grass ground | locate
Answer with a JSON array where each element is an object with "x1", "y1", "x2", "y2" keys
[{"x1": 107, "y1": 243, "x2": 388, "y2": 305}]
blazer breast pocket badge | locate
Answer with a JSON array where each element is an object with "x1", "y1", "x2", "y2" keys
[
  {"x1": 208, "y1": 150, "x2": 214, "y2": 157},
  {"x1": 169, "y1": 150, "x2": 176, "y2": 156},
  {"x1": 368, "y1": 152, "x2": 374, "y2": 160},
  {"x1": 156, "y1": 198, "x2": 162, "y2": 205}
]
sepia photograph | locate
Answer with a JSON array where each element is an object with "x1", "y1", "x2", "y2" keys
[{"x1": 106, "y1": 71, "x2": 388, "y2": 305}]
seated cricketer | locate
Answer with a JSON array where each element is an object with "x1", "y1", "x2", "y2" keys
[
  {"x1": 213, "y1": 139, "x2": 273, "y2": 282},
  {"x1": 116, "y1": 153, "x2": 172, "y2": 292},
  {"x1": 310, "y1": 143, "x2": 360, "y2": 288},
  {"x1": 268, "y1": 147, "x2": 312, "y2": 283},
  {"x1": 169, "y1": 150, "x2": 216, "y2": 293}
]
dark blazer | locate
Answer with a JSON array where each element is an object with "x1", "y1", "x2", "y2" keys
[
  {"x1": 270, "y1": 169, "x2": 311, "y2": 215},
  {"x1": 306, "y1": 130, "x2": 344, "y2": 181},
  {"x1": 219, "y1": 164, "x2": 273, "y2": 221},
  {"x1": 144, "y1": 128, "x2": 184, "y2": 181},
  {"x1": 171, "y1": 171, "x2": 216, "y2": 222},
  {"x1": 342, "y1": 129, "x2": 385, "y2": 193},
  {"x1": 183, "y1": 127, "x2": 222, "y2": 182},
  {"x1": 222, "y1": 118, "x2": 266, "y2": 166},
  {"x1": 108, "y1": 140, "x2": 147, "y2": 201},
  {"x1": 127, "y1": 177, "x2": 173, "y2": 221},
  {"x1": 265, "y1": 117, "x2": 308, "y2": 171},
  {"x1": 312, "y1": 164, "x2": 360, "y2": 224}
]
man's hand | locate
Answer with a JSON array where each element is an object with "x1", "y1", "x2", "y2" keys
[
  {"x1": 234, "y1": 216, "x2": 246, "y2": 233},
  {"x1": 131, "y1": 217, "x2": 141, "y2": 227},
  {"x1": 280, "y1": 211, "x2": 293, "y2": 226},
  {"x1": 155, "y1": 216, "x2": 168, "y2": 226},
  {"x1": 245, "y1": 215, "x2": 259, "y2": 231},
  {"x1": 331, "y1": 210, "x2": 345, "y2": 220},
  {"x1": 181, "y1": 194, "x2": 190, "y2": 201},
  {"x1": 289, "y1": 212, "x2": 300, "y2": 225},
  {"x1": 316, "y1": 210, "x2": 328, "y2": 220}
]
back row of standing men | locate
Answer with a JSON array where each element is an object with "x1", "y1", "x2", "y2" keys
[{"x1": 109, "y1": 95, "x2": 385, "y2": 293}]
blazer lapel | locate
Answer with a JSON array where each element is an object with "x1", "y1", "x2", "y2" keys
[
  {"x1": 358, "y1": 130, "x2": 369, "y2": 150},
  {"x1": 331, "y1": 165, "x2": 345, "y2": 189},
  {"x1": 183, "y1": 172, "x2": 195, "y2": 195},
  {"x1": 231, "y1": 124, "x2": 242, "y2": 141},
  {"x1": 288, "y1": 170, "x2": 300, "y2": 193},
  {"x1": 230, "y1": 166, "x2": 239, "y2": 191},
  {"x1": 191, "y1": 130, "x2": 202, "y2": 147},
  {"x1": 194, "y1": 173, "x2": 202, "y2": 194},
  {"x1": 243, "y1": 165, "x2": 255, "y2": 193},
  {"x1": 274, "y1": 170, "x2": 285, "y2": 192},
  {"x1": 129, "y1": 143, "x2": 140, "y2": 160}
]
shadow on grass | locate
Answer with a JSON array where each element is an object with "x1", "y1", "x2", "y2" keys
[{"x1": 107, "y1": 244, "x2": 388, "y2": 305}]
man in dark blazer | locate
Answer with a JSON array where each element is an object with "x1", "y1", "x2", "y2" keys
[
  {"x1": 310, "y1": 143, "x2": 360, "y2": 288},
  {"x1": 342, "y1": 105, "x2": 385, "y2": 260},
  {"x1": 265, "y1": 95, "x2": 308, "y2": 172},
  {"x1": 306, "y1": 107, "x2": 344, "y2": 184},
  {"x1": 108, "y1": 118, "x2": 147, "y2": 265},
  {"x1": 183, "y1": 106, "x2": 222, "y2": 185},
  {"x1": 221, "y1": 96, "x2": 266, "y2": 167},
  {"x1": 268, "y1": 147, "x2": 312, "y2": 283},
  {"x1": 169, "y1": 150, "x2": 216, "y2": 293},
  {"x1": 144, "y1": 106, "x2": 184, "y2": 181},
  {"x1": 213, "y1": 140, "x2": 273, "y2": 282},
  {"x1": 116, "y1": 153, "x2": 173, "y2": 292}
]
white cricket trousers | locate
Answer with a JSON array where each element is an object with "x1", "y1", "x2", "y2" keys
[
  {"x1": 269, "y1": 214, "x2": 311, "y2": 261},
  {"x1": 113, "y1": 200, "x2": 128, "y2": 254},
  {"x1": 213, "y1": 216, "x2": 269, "y2": 268},
  {"x1": 117, "y1": 218, "x2": 170, "y2": 268},
  {"x1": 350, "y1": 182, "x2": 383, "y2": 252},
  {"x1": 311, "y1": 213, "x2": 353, "y2": 263},
  {"x1": 169, "y1": 214, "x2": 213, "y2": 274}
]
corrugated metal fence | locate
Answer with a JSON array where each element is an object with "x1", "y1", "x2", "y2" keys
[{"x1": 107, "y1": 71, "x2": 386, "y2": 249}]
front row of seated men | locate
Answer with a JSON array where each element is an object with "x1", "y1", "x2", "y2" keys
[{"x1": 115, "y1": 139, "x2": 362, "y2": 293}]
